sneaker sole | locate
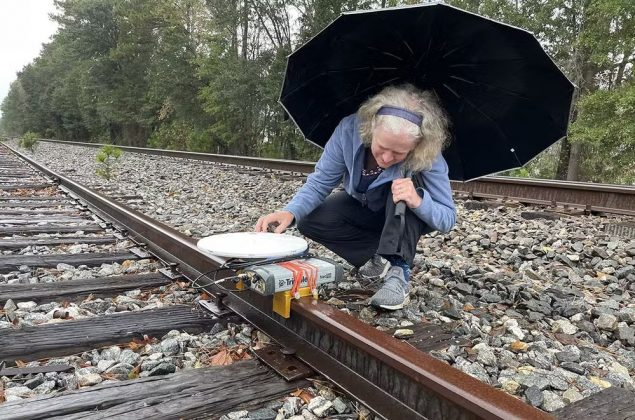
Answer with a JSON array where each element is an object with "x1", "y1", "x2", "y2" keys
[{"x1": 375, "y1": 295, "x2": 410, "y2": 311}]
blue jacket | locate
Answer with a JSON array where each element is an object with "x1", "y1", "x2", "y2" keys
[{"x1": 284, "y1": 114, "x2": 456, "y2": 234}]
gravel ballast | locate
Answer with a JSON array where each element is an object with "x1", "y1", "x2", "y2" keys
[{"x1": 5, "y1": 140, "x2": 635, "y2": 414}]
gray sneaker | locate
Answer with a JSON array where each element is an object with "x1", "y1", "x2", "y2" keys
[
  {"x1": 358, "y1": 254, "x2": 390, "y2": 280},
  {"x1": 369, "y1": 267, "x2": 410, "y2": 310}
]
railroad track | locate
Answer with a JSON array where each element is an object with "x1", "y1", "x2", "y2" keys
[
  {"x1": 0, "y1": 141, "x2": 633, "y2": 419},
  {"x1": 36, "y1": 138, "x2": 635, "y2": 217}
]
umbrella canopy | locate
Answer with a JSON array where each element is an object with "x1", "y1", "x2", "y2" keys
[{"x1": 279, "y1": 3, "x2": 575, "y2": 181}]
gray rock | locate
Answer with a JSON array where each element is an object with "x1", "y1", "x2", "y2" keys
[
  {"x1": 307, "y1": 396, "x2": 333, "y2": 418},
  {"x1": 17, "y1": 301, "x2": 37, "y2": 311},
  {"x1": 281, "y1": 397, "x2": 303, "y2": 416},
  {"x1": 595, "y1": 313, "x2": 618, "y2": 331},
  {"x1": 472, "y1": 343, "x2": 497, "y2": 367},
  {"x1": 148, "y1": 362, "x2": 176, "y2": 376},
  {"x1": 24, "y1": 374, "x2": 45, "y2": 389},
  {"x1": 552, "y1": 319, "x2": 577, "y2": 335},
  {"x1": 393, "y1": 329, "x2": 414, "y2": 339},
  {"x1": 301, "y1": 408, "x2": 319, "y2": 420},
  {"x1": 33, "y1": 380, "x2": 56, "y2": 394},
  {"x1": 105, "y1": 363, "x2": 134, "y2": 379},
  {"x1": 4, "y1": 386, "x2": 32, "y2": 398},
  {"x1": 525, "y1": 300, "x2": 552, "y2": 315},
  {"x1": 160, "y1": 338, "x2": 180, "y2": 355},
  {"x1": 97, "y1": 360, "x2": 117, "y2": 372},
  {"x1": 481, "y1": 293, "x2": 501, "y2": 303},
  {"x1": 618, "y1": 307, "x2": 635, "y2": 323},
  {"x1": 247, "y1": 408, "x2": 277, "y2": 420},
  {"x1": 556, "y1": 351, "x2": 580, "y2": 363},
  {"x1": 453, "y1": 283, "x2": 474, "y2": 295},
  {"x1": 100, "y1": 346, "x2": 122, "y2": 361},
  {"x1": 616, "y1": 266, "x2": 635, "y2": 279},
  {"x1": 525, "y1": 386, "x2": 544, "y2": 407},
  {"x1": 76, "y1": 371, "x2": 103, "y2": 387},
  {"x1": 541, "y1": 390, "x2": 566, "y2": 412},
  {"x1": 560, "y1": 362, "x2": 586, "y2": 375},
  {"x1": 562, "y1": 387, "x2": 584, "y2": 404},
  {"x1": 513, "y1": 372, "x2": 550, "y2": 390},
  {"x1": 332, "y1": 397, "x2": 349, "y2": 414},
  {"x1": 119, "y1": 348, "x2": 141, "y2": 365},
  {"x1": 498, "y1": 349, "x2": 520, "y2": 369},
  {"x1": 455, "y1": 357, "x2": 491, "y2": 384},
  {"x1": 617, "y1": 323, "x2": 635, "y2": 344}
]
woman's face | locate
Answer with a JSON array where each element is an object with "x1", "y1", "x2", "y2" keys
[{"x1": 370, "y1": 125, "x2": 417, "y2": 168}]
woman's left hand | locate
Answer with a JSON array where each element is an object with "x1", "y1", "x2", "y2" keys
[{"x1": 391, "y1": 177, "x2": 422, "y2": 209}]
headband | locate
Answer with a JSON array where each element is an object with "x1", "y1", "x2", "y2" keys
[{"x1": 376, "y1": 105, "x2": 424, "y2": 127}]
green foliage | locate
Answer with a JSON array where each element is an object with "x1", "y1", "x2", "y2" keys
[
  {"x1": 569, "y1": 83, "x2": 635, "y2": 183},
  {"x1": 19, "y1": 132, "x2": 40, "y2": 152},
  {"x1": 1, "y1": 0, "x2": 633, "y2": 183},
  {"x1": 95, "y1": 144, "x2": 123, "y2": 181}
]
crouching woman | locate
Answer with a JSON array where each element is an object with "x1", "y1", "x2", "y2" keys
[{"x1": 256, "y1": 84, "x2": 456, "y2": 310}]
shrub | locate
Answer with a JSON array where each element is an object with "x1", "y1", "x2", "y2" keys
[
  {"x1": 95, "y1": 145, "x2": 123, "y2": 181},
  {"x1": 19, "y1": 132, "x2": 39, "y2": 152}
]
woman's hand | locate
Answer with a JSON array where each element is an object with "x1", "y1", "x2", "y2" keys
[
  {"x1": 391, "y1": 177, "x2": 422, "y2": 209},
  {"x1": 255, "y1": 211, "x2": 295, "y2": 233}
]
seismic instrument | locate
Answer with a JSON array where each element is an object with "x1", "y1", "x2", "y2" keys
[{"x1": 196, "y1": 232, "x2": 342, "y2": 318}]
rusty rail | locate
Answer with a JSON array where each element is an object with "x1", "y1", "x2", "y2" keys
[
  {"x1": 7, "y1": 143, "x2": 552, "y2": 419},
  {"x1": 32, "y1": 139, "x2": 635, "y2": 216}
]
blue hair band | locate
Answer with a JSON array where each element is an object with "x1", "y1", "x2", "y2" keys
[{"x1": 376, "y1": 105, "x2": 424, "y2": 126}]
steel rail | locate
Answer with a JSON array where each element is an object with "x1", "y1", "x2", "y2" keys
[
  {"x1": 5, "y1": 145, "x2": 553, "y2": 419},
  {"x1": 34, "y1": 139, "x2": 635, "y2": 216}
]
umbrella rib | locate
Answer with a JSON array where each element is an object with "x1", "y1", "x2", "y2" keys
[
  {"x1": 304, "y1": 77, "x2": 403, "y2": 138},
  {"x1": 448, "y1": 58, "x2": 530, "y2": 68},
  {"x1": 414, "y1": 38, "x2": 433, "y2": 70},
  {"x1": 325, "y1": 67, "x2": 399, "y2": 74},
  {"x1": 448, "y1": 76, "x2": 567, "y2": 128},
  {"x1": 460, "y1": 95, "x2": 523, "y2": 167},
  {"x1": 353, "y1": 43, "x2": 405, "y2": 61},
  {"x1": 442, "y1": 45, "x2": 463, "y2": 59},
  {"x1": 454, "y1": 77, "x2": 533, "y2": 100},
  {"x1": 448, "y1": 75, "x2": 475, "y2": 85}
]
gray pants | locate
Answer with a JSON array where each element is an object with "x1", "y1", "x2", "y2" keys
[{"x1": 296, "y1": 190, "x2": 428, "y2": 268}]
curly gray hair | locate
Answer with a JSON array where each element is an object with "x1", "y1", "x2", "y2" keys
[{"x1": 357, "y1": 84, "x2": 450, "y2": 171}]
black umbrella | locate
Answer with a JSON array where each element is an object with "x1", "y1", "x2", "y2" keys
[{"x1": 279, "y1": 3, "x2": 575, "y2": 181}]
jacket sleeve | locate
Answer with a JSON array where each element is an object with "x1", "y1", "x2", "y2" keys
[
  {"x1": 283, "y1": 120, "x2": 348, "y2": 222},
  {"x1": 411, "y1": 154, "x2": 456, "y2": 233}
]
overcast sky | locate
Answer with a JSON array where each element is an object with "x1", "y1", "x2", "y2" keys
[{"x1": 0, "y1": 0, "x2": 58, "y2": 116}]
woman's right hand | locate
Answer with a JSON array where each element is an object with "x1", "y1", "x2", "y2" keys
[{"x1": 255, "y1": 211, "x2": 295, "y2": 233}]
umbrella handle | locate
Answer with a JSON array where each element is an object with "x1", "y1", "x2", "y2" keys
[
  {"x1": 394, "y1": 170, "x2": 413, "y2": 218},
  {"x1": 394, "y1": 170, "x2": 412, "y2": 254}
]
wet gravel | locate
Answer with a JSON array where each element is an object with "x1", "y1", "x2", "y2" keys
[{"x1": 4, "y1": 140, "x2": 635, "y2": 415}]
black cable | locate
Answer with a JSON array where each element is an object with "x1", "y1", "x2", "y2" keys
[{"x1": 189, "y1": 248, "x2": 312, "y2": 292}]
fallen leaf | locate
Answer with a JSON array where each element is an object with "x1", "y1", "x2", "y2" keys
[
  {"x1": 297, "y1": 389, "x2": 314, "y2": 404},
  {"x1": 127, "y1": 335, "x2": 154, "y2": 350},
  {"x1": 510, "y1": 341, "x2": 529, "y2": 352},
  {"x1": 15, "y1": 360, "x2": 27, "y2": 368},
  {"x1": 211, "y1": 350, "x2": 233, "y2": 366},
  {"x1": 554, "y1": 333, "x2": 577, "y2": 346},
  {"x1": 128, "y1": 365, "x2": 141, "y2": 380}
]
